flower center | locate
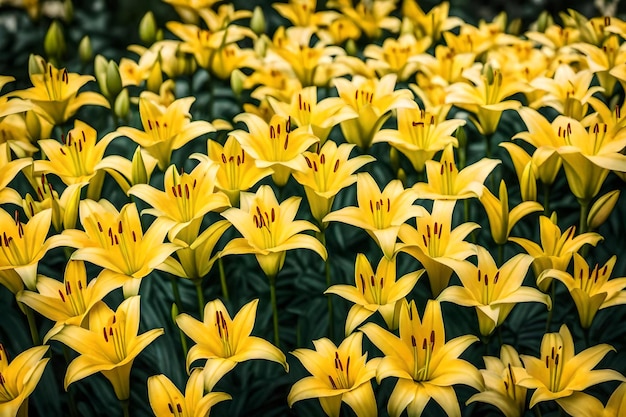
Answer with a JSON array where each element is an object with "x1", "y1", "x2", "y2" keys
[
  {"x1": 368, "y1": 197, "x2": 390, "y2": 229},
  {"x1": 220, "y1": 148, "x2": 245, "y2": 190},
  {"x1": 0, "y1": 211, "x2": 27, "y2": 266},
  {"x1": 58, "y1": 276, "x2": 87, "y2": 316},
  {"x1": 477, "y1": 269, "x2": 500, "y2": 304},
  {"x1": 215, "y1": 310, "x2": 233, "y2": 357},
  {"x1": 328, "y1": 351, "x2": 351, "y2": 390},
  {"x1": 411, "y1": 330, "x2": 435, "y2": 381},
  {"x1": 102, "y1": 313, "x2": 127, "y2": 362},
  {"x1": 420, "y1": 221, "x2": 444, "y2": 257},
  {"x1": 359, "y1": 272, "x2": 385, "y2": 304}
]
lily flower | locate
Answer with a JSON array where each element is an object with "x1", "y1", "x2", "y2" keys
[
  {"x1": 147, "y1": 369, "x2": 231, "y2": 417},
  {"x1": 268, "y1": 86, "x2": 358, "y2": 144},
  {"x1": 333, "y1": 73, "x2": 415, "y2": 151},
  {"x1": 273, "y1": 0, "x2": 338, "y2": 29},
  {"x1": 0, "y1": 143, "x2": 32, "y2": 206},
  {"x1": 571, "y1": 34, "x2": 626, "y2": 96},
  {"x1": 220, "y1": 184, "x2": 326, "y2": 279},
  {"x1": 57, "y1": 200, "x2": 181, "y2": 297},
  {"x1": 128, "y1": 161, "x2": 231, "y2": 245},
  {"x1": 361, "y1": 300, "x2": 483, "y2": 417},
  {"x1": 173, "y1": 220, "x2": 231, "y2": 281},
  {"x1": 402, "y1": 0, "x2": 463, "y2": 42},
  {"x1": 12, "y1": 60, "x2": 109, "y2": 126},
  {"x1": 438, "y1": 246, "x2": 551, "y2": 336},
  {"x1": 0, "y1": 344, "x2": 49, "y2": 417},
  {"x1": 0, "y1": 208, "x2": 61, "y2": 291},
  {"x1": 51, "y1": 296, "x2": 164, "y2": 401},
  {"x1": 230, "y1": 113, "x2": 319, "y2": 187},
  {"x1": 16, "y1": 261, "x2": 125, "y2": 342},
  {"x1": 467, "y1": 344, "x2": 527, "y2": 417},
  {"x1": 323, "y1": 172, "x2": 425, "y2": 260},
  {"x1": 414, "y1": 144, "x2": 500, "y2": 201},
  {"x1": 326, "y1": 253, "x2": 423, "y2": 335},
  {"x1": 35, "y1": 120, "x2": 118, "y2": 199},
  {"x1": 538, "y1": 253, "x2": 626, "y2": 329},
  {"x1": 193, "y1": 136, "x2": 272, "y2": 206},
  {"x1": 372, "y1": 106, "x2": 463, "y2": 173},
  {"x1": 510, "y1": 214, "x2": 603, "y2": 291},
  {"x1": 288, "y1": 332, "x2": 378, "y2": 417},
  {"x1": 328, "y1": 0, "x2": 400, "y2": 39},
  {"x1": 115, "y1": 95, "x2": 215, "y2": 171},
  {"x1": 0, "y1": 75, "x2": 31, "y2": 120},
  {"x1": 604, "y1": 382, "x2": 626, "y2": 417},
  {"x1": 410, "y1": 45, "x2": 476, "y2": 86},
  {"x1": 293, "y1": 141, "x2": 375, "y2": 226},
  {"x1": 479, "y1": 180, "x2": 543, "y2": 245},
  {"x1": 98, "y1": 146, "x2": 159, "y2": 195},
  {"x1": 176, "y1": 298, "x2": 288, "y2": 391},
  {"x1": 363, "y1": 34, "x2": 430, "y2": 81},
  {"x1": 513, "y1": 324, "x2": 625, "y2": 416},
  {"x1": 398, "y1": 200, "x2": 478, "y2": 297}
]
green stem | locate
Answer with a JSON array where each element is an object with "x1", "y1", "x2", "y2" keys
[
  {"x1": 62, "y1": 346, "x2": 79, "y2": 417},
  {"x1": 193, "y1": 279, "x2": 205, "y2": 318},
  {"x1": 218, "y1": 257, "x2": 229, "y2": 302},
  {"x1": 22, "y1": 303, "x2": 40, "y2": 346},
  {"x1": 578, "y1": 199, "x2": 590, "y2": 234},
  {"x1": 120, "y1": 399, "x2": 130, "y2": 417},
  {"x1": 533, "y1": 404, "x2": 543, "y2": 417},
  {"x1": 169, "y1": 275, "x2": 183, "y2": 314},
  {"x1": 497, "y1": 244, "x2": 504, "y2": 267},
  {"x1": 320, "y1": 231, "x2": 334, "y2": 340},
  {"x1": 543, "y1": 184, "x2": 551, "y2": 215},
  {"x1": 268, "y1": 273, "x2": 280, "y2": 347},
  {"x1": 545, "y1": 280, "x2": 556, "y2": 333}
]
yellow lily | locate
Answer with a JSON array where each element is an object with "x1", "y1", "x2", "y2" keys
[
  {"x1": 445, "y1": 62, "x2": 528, "y2": 137},
  {"x1": 326, "y1": 253, "x2": 423, "y2": 335},
  {"x1": 398, "y1": 200, "x2": 478, "y2": 297},
  {"x1": 402, "y1": 0, "x2": 463, "y2": 41},
  {"x1": 57, "y1": 200, "x2": 181, "y2": 297},
  {"x1": 162, "y1": 0, "x2": 220, "y2": 23},
  {"x1": 363, "y1": 34, "x2": 430, "y2": 81},
  {"x1": 372, "y1": 106, "x2": 464, "y2": 173},
  {"x1": 176, "y1": 298, "x2": 288, "y2": 391},
  {"x1": 115, "y1": 95, "x2": 215, "y2": 171},
  {"x1": 333, "y1": 73, "x2": 415, "y2": 150},
  {"x1": 513, "y1": 324, "x2": 625, "y2": 416},
  {"x1": 572, "y1": 34, "x2": 626, "y2": 96},
  {"x1": 12, "y1": 60, "x2": 109, "y2": 126},
  {"x1": 129, "y1": 161, "x2": 231, "y2": 245},
  {"x1": 293, "y1": 141, "x2": 375, "y2": 226},
  {"x1": 479, "y1": 179, "x2": 543, "y2": 245},
  {"x1": 0, "y1": 112, "x2": 41, "y2": 158},
  {"x1": 327, "y1": 0, "x2": 400, "y2": 39},
  {"x1": 35, "y1": 120, "x2": 118, "y2": 199},
  {"x1": 230, "y1": 113, "x2": 318, "y2": 186},
  {"x1": 147, "y1": 369, "x2": 231, "y2": 417},
  {"x1": 604, "y1": 382, "x2": 626, "y2": 417},
  {"x1": 414, "y1": 143, "x2": 500, "y2": 201},
  {"x1": 17, "y1": 261, "x2": 125, "y2": 342},
  {"x1": 0, "y1": 76, "x2": 31, "y2": 120},
  {"x1": 467, "y1": 344, "x2": 527, "y2": 417},
  {"x1": 172, "y1": 220, "x2": 231, "y2": 281},
  {"x1": 288, "y1": 332, "x2": 378, "y2": 417},
  {"x1": 220, "y1": 184, "x2": 326, "y2": 279},
  {"x1": 510, "y1": 214, "x2": 603, "y2": 291},
  {"x1": 410, "y1": 45, "x2": 476, "y2": 86},
  {"x1": 51, "y1": 296, "x2": 164, "y2": 401},
  {"x1": 538, "y1": 253, "x2": 626, "y2": 329},
  {"x1": 438, "y1": 246, "x2": 551, "y2": 336},
  {"x1": 268, "y1": 86, "x2": 358, "y2": 144},
  {"x1": 361, "y1": 300, "x2": 483, "y2": 417},
  {"x1": 97, "y1": 146, "x2": 159, "y2": 195},
  {"x1": 273, "y1": 0, "x2": 338, "y2": 29},
  {"x1": 323, "y1": 172, "x2": 425, "y2": 260},
  {"x1": 0, "y1": 344, "x2": 49, "y2": 417},
  {"x1": 0, "y1": 208, "x2": 61, "y2": 291},
  {"x1": 194, "y1": 136, "x2": 272, "y2": 206},
  {"x1": 0, "y1": 143, "x2": 32, "y2": 206},
  {"x1": 409, "y1": 73, "x2": 452, "y2": 121}
]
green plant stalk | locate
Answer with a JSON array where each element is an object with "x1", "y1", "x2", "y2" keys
[
  {"x1": 578, "y1": 198, "x2": 590, "y2": 234},
  {"x1": 22, "y1": 303, "x2": 41, "y2": 346},
  {"x1": 497, "y1": 243, "x2": 504, "y2": 267},
  {"x1": 169, "y1": 274, "x2": 183, "y2": 313},
  {"x1": 268, "y1": 273, "x2": 280, "y2": 347},
  {"x1": 319, "y1": 230, "x2": 334, "y2": 339},
  {"x1": 193, "y1": 279, "x2": 205, "y2": 318},
  {"x1": 62, "y1": 345, "x2": 79, "y2": 417},
  {"x1": 120, "y1": 399, "x2": 130, "y2": 417},
  {"x1": 545, "y1": 280, "x2": 556, "y2": 333},
  {"x1": 543, "y1": 184, "x2": 551, "y2": 215},
  {"x1": 218, "y1": 257, "x2": 230, "y2": 302}
]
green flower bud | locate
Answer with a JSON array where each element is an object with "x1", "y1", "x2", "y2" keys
[
  {"x1": 250, "y1": 6, "x2": 266, "y2": 35},
  {"x1": 131, "y1": 146, "x2": 149, "y2": 185},
  {"x1": 345, "y1": 39, "x2": 357, "y2": 56},
  {"x1": 25, "y1": 111, "x2": 41, "y2": 141},
  {"x1": 139, "y1": 11, "x2": 157, "y2": 45},
  {"x1": 78, "y1": 36, "x2": 92, "y2": 65},
  {"x1": 520, "y1": 161, "x2": 537, "y2": 202},
  {"x1": 28, "y1": 54, "x2": 45, "y2": 76},
  {"x1": 44, "y1": 21, "x2": 66, "y2": 61},
  {"x1": 94, "y1": 55, "x2": 109, "y2": 98},
  {"x1": 146, "y1": 60, "x2": 163, "y2": 93},
  {"x1": 114, "y1": 88, "x2": 130, "y2": 121},
  {"x1": 106, "y1": 60, "x2": 123, "y2": 99},
  {"x1": 588, "y1": 190, "x2": 620, "y2": 231},
  {"x1": 230, "y1": 69, "x2": 245, "y2": 97},
  {"x1": 63, "y1": 0, "x2": 74, "y2": 23}
]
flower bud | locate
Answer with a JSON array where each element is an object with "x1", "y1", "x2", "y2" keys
[
  {"x1": 114, "y1": 88, "x2": 130, "y2": 121},
  {"x1": 63, "y1": 0, "x2": 74, "y2": 23},
  {"x1": 520, "y1": 161, "x2": 537, "y2": 202},
  {"x1": 94, "y1": 54, "x2": 110, "y2": 98},
  {"x1": 536, "y1": 10, "x2": 553, "y2": 33},
  {"x1": 146, "y1": 59, "x2": 163, "y2": 93},
  {"x1": 250, "y1": 6, "x2": 266, "y2": 35},
  {"x1": 454, "y1": 125, "x2": 466, "y2": 150},
  {"x1": 62, "y1": 183, "x2": 85, "y2": 230},
  {"x1": 28, "y1": 54, "x2": 45, "y2": 76},
  {"x1": 507, "y1": 18, "x2": 522, "y2": 36},
  {"x1": 78, "y1": 36, "x2": 92, "y2": 65},
  {"x1": 106, "y1": 60, "x2": 123, "y2": 99},
  {"x1": 44, "y1": 20, "x2": 66, "y2": 61},
  {"x1": 139, "y1": 11, "x2": 157, "y2": 45},
  {"x1": 230, "y1": 69, "x2": 245, "y2": 97},
  {"x1": 25, "y1": 111, "x2": 42, "y2": 141},
  {"x1": 389, "y1": 146, "x2": 400, "y2": 172},
  {"x1": 588, "y1": 190, "x2": 620, "y2": 231},
  {"x1": 131, "y1": 146, "x2": 149, "y2": 185},
  {"x1": 345, "y1": 39, "x2": 358, "y2": 56},
  {"x1": 400, "y1": 17, "x2": 415, "y2": 36}
]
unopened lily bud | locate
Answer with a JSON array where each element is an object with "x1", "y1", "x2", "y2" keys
[
  {"x1": 131, "y1": 146, "x2": 149, "y2": 185},
  {"x1": 536, "y1": 10, "x2": 553, "y2": 33},
  {"x1": 106, "y1": 60, "x2": 123, "y2": 99},
  {"x1": 389, "y1": 146, "x2": 400, "y2": 172},
  {"x1": 25, "y1": 111, "x2": 41, "y2": 141},
  {"x1": 139, "y1": 11, "x2": 157, "y2": 45},
  {"x1": 155, "y1": 28, "x2": 164, "y2": 42},
  {"x1": 588, "y1": 190, "x2": 620, "y2": 230},
  {"x1": 114, "y1": 88, "x2": 130, "y2": 121},
  {"x1": 250, "y1": 6, "x2": 266, "y2": 35},
  {"x1": 507, "y1": 18, "x2": 522, "y2": 35},
  {"x1": 63, "y1": 0, "x2": 73, "y2": 23},
  {"x1": 345, "y1": 39, "x2": 357, "y2": 56},
  {"x1": 400, "y1": 17, "x2": 414, "y2": 36},
  {"x1": 549, "y1": 211, "x2": 558, "y2": 224},
  {"x1": 28, "y1": 54, "x2": 45, "y2": 76},
  {"x1": 483, "y1": 63, "x2": 495, "y2": 85},
  {"x1": 94, "y1": 55, "x2": 109, "y2": 98},
  {"x1": 520, "y1": 161, "x2": 537, "y2": 202},
  {"x1": 44, "y1": 20, "x2": 66, "y2": 61},
  {"x1": 254, "y1": 35, "x2": 269, "y2": 57},
  {"x1": 146, "y1": 60, "x2": 163, "y2": 93},
  {"x1": 175, "y1": 48, "x2": 196, "y2": 77},
  {"x1": 78, "y1": 36, "x2": 92, "y2": 65},
  {"x1": 62, "y1": 183, "x2": 84, "y2": 230},
  {"x1": 454, "y1": 125, "x2": 466, "y2": 149},
  {"x1": 230, "y1": 69, "x2": 245, "y2": 97},
  {"x1": 397, "y1": 167, "x2": 407, "y2": 186}
]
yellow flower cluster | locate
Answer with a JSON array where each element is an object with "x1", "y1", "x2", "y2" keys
[{"x1": 1, "y1": 1, "x2": 626, "y2": 417}]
